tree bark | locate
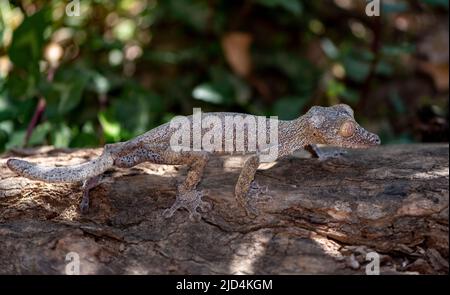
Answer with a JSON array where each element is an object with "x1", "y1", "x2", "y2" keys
[{"x1": 0, "y1": 144, "x2": 448, "y2": 274}]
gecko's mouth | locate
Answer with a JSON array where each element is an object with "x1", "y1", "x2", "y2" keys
[
  {"x1": 353, "y1": 133, "x2": 381, "y2": 148},
  {"x1": 337, "y1": 132, "x2": 380, "y2": 149}
]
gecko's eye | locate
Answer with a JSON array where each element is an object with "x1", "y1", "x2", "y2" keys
[{"x1": 339, "y1": 121, "x2": 355, "y2": 137}]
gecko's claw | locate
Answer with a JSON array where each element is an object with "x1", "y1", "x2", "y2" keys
[
  {"x1": 189, "y1": 212, "x2": 202, "y2": 222},
  {"x1": 163, "y1": 189, "x2": 210, "y2": 222}
]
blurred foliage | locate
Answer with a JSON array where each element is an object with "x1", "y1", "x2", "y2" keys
[{"x1": 0, "y1": 0, "x2": 448, "y2": 151}]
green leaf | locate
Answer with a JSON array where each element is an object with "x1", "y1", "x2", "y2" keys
[
  {"x1": 320, "y1": 38, "x2": 339, "y2": 59},
  {"x1": 28, "y1": 121, "x2": 51, "y2": 146},
  {"x1": 98, "y1": 111, "x2": 121, "y2": 142},
  {"x1": 8, "y1": 8, "x2": 49, "y2": 76},
  {"x1": 5, "y1": 130, "x2": 25, "y2": 150},
  {"x1": 6, "y1": 123, "x2": 51, "y2": 148},
  {"x1": 70, "y1": 122, "x2": 98, "y2": 147},
  {"x1": 92, "y1": 73, "x2": 110, "y2": 94},
  {"x1": 52, "y1": 123, "x2": 72, "y2": 148},
  {"x1": 192, "y1": 83, "x2": 224, "y2": 104},
  {"x1": 326, "y1": 80, "x2": 346, "y2": 99},
  {"x1": 0, "y1": 100, "x2": 18, "y2": 121},
  {"x1": 4, "y1": 72, "x2": 39, "y2": 100},
  {"x1": 0, "y1": 120, "x2": 13, "y2": 134},
  {"x1": 192, "y1": 67, "x2": 240, "y2": 105},
  {"x1": 57, "y1": 77, "x2": 89, "y2": 114},
  {"x1": 110, "y1": 86, "x2": 158, "y2": 138},
  {"x1": 43, "y1": 68, "x2": 90, "y2": 117}
]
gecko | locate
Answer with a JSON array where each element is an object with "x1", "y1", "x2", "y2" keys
[{"x1": 6, "y1": 104, "x2": 380, "y2": 221}]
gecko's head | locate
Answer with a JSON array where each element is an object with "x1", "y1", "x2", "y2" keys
[{"x1": 304, "y1": 104, "x2": 380, "y2": 148}]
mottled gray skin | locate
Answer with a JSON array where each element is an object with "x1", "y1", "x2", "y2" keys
[{"x1": 7, "y1": 104, "x2": 380, "y2": 220}]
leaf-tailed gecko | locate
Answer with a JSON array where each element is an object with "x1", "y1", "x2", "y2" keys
[{"x1": 6, "y1": 104, "x2": 380, "y2": 221}]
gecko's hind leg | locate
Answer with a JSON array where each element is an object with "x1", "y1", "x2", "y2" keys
[
  {"x1": 113, "y1": 145, "x2": 211, "y2": 221},
  {"x1": 235, "y1": 155, "x2": 262, "y2": 217},
  {"x1": 160, "y1": 150, "x2": 211, "y2": 221},
  {"x1": 79, "y1": 175, "x2": 102, "y2": 214}
]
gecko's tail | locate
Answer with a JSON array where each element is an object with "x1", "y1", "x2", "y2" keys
[{"x1": 6, "y1": 154, "x2": 114, "y2": 183}]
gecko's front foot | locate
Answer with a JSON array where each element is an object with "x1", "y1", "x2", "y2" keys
[
  {"x1": 235, "y1": 181, "x2": 271, "y2": 218},
  {"x1": 248, "y1": 180, "x2": 270, "y2": 199},
  {"x1": 162, "y1": 187, "x2": 211, "y2": 222},
  {"x1": 79, "y1": 190, "x2": 90, "y2": 214},
  {"x1": 235, "y1": 195, "x2": 259, "y2": 218},
  {"x1": 79, "y1": 175, "x2": 102, "y2": 214}
]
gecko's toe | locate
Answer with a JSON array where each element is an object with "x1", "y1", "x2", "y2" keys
[
  {"x1": 199, "y1": 200, "x2": 212, "y2": 212},
  {"x1": 189, "y1": 212, "x2": 202, "y2": 222},
  {"x1": 162, "y1": 198, "x2": 181, "y2": 218},
  {"x1": 245, "y1": 204, "x2": 260, "y2": 218},
  {"x1": 162, "y1": 208, "x2": 176, "y2": 219}
]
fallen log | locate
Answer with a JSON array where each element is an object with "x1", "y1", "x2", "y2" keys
[{"x1": 0, "y1": 144, "x2": 448, "y2": 274}]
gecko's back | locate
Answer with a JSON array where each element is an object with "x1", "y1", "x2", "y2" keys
[{"x1": 131, "y1": 112, "x2": 286, "y2": 155}]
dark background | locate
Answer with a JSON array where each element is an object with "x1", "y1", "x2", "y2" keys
[{"x1": 0, "y1": 0, "x2": 448, "y2": 152}]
